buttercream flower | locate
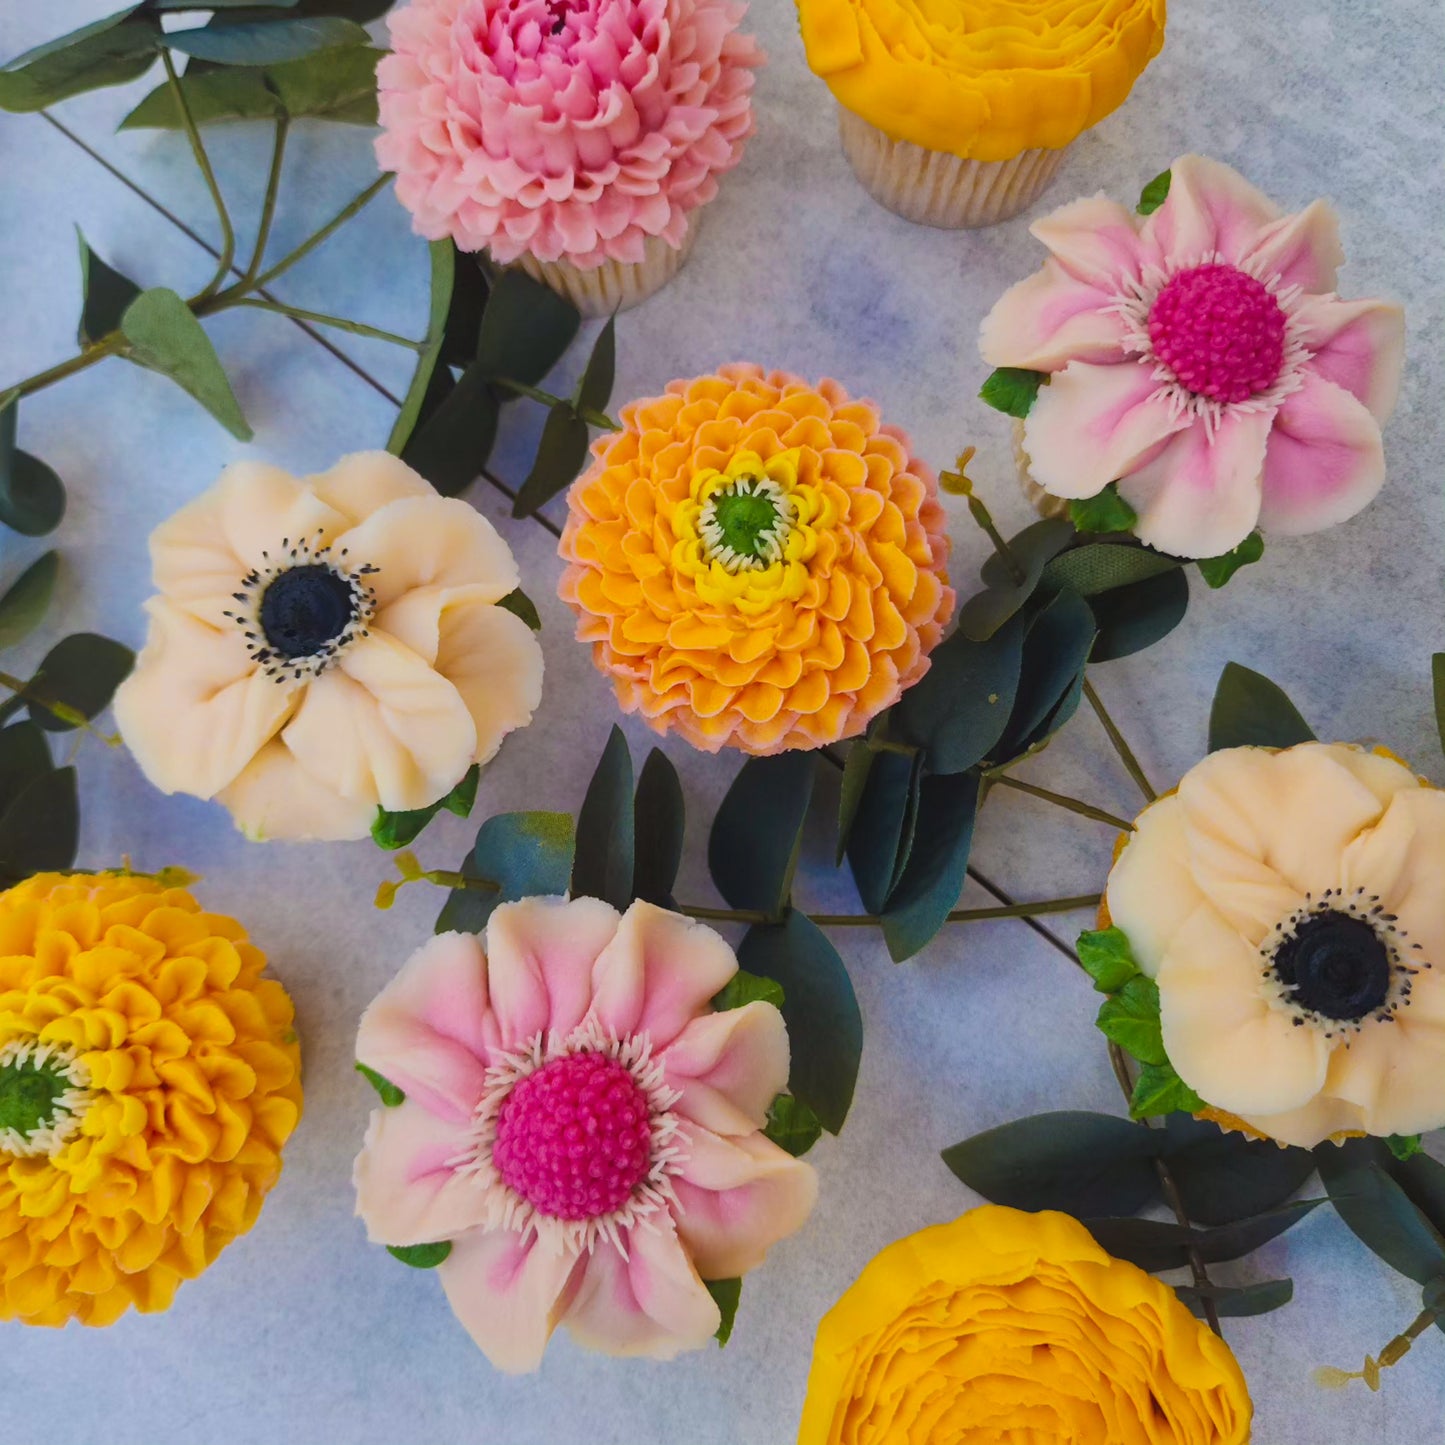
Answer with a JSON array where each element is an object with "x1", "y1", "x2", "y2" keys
[
  {"x1": 980, "y1": 154, "x2": 1406, "y2": 558},
  {"x1": 115, "y1": 452, "x2": 543, "y2": 843},
  {"x1": 557, "y1": 365, "x2": 954, "y2": 754},
  {"x1": 353, "y1": 897, "x2": 816, "y2": 1372},
  {"x1": 800, "y1": 1205, "x2": 1251, "y2": 1445},
  {"x1": 0, "y1": 872, "x2": 301, "y2": 1327},
  {"x1": 1106, "y1": 742, "x2": 1445, "y2": 1148}
]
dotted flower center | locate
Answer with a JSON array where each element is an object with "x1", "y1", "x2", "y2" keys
[
  {"x1": 698, "y1": 477, "x2": 797, "y2": 573},
  {"x1": 0, "y1": 1039, "x2": 93, "y2": 1158},
  {"x1": 1147, "y1": 263, "x2": 1287, "y2": 404},
  {"x1": 492, "y1": 1052, "x2": 653, "y2": 1220}
]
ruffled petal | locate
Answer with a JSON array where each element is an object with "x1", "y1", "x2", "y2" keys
[
  {"x1": 661, "y1": 1002, "x2": 790, "y2": 1135},
  {"x1": 216, "y1": 737, "x2": 376, "y2": 842},
  {"x1": 213, "y1": 459, "x2": 349, "y2": 572},
  {"x1": 978, "y1": 259, "x2": 1126, "y2": 371},
  {"x1": 353, "y1": 1102, "x2": 485, "y2": 1245},
  {"x1": 434, "y1": 600, "x2": 546, "y2": 767},
  {"x1": 1235, "y1": 1092, "x2": 1365, "y2": 1150},
  {"x1": 373, "y1": 583, "x2": 496, "y2": 665},
  {"x1": 1294, "y1": 295, "x2": 1406, "y2": 423},
  {"x1": 1242, "y1": 199, "x2": 1343, "y2": 293},
  {"x1": 1140, "y1": 154, "x2": 1282, "y2": 268},
  {"x1": 1105, "y1": 795, "x2": 1206, "y2": 975},
  {"x1": 1256, "y1": 372, "x2": 1386, "y2": 536},
  {"x1": 1028, "y1": 194, "x2": 1148, "y2": 289},
  {"x1": 305, "y1": 450, "x2": 435, "y2": 527}
]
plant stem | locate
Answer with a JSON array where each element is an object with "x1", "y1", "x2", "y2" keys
[
  {"x1": 1083, "y1": 677, "x2": 1156, "y2": 803},
  {"x1": 490, "y1": 377, "x2": 619, "y2": 431},
  {"x1": 242, "y1": 115, "x2": 290, "y2": 287},
  {"x1": 237, "y1": 174, "x2": 391, "y2": 296},
  {"x1": 673, "y1": 895, "x2": 1100, "y2": 929},
  {"x1": 0, "y1": 669, "x2": 117, "y2": 742},
  {"x1": 988, "y1": 774, "x2": 1135, "y2": 832},
  {"x1": 162, "y1": 50, "x2": 233, "y2": 301},
  {"x1": 966, "y1": 492, "x2": 1026, "y2": 584},
  {"x1": 3, "y1": 337, "x2": 125, "y2": 400},
  {"x1": 231, "y1": 299, "x2": 425, "y2": 350}
]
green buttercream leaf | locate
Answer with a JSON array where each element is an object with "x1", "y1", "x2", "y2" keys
[
  {"x1": 387, "y1": 1241, "x2": 451, "y2": 1268},
  {"x1": 1076, "y1": 927, "x2": 1142, "y2": 993},
  {"x1": 1196, "y1": 532, "x2": 1264, "y2": 589},
  {"x1": 706, "y1": 1277, "x2": 741, "y2": 1346},
  {"x1": 979, "y1": 367, "x2": 1047, "y2": 419},
  {"x1": 355, "y1": 1062, "x2": 404, "y2": 1107},
  {"x1": 1137, "y1": 169, "x2": 1172, "y2": 216},
  {"x1": 1130, "y1": 1062, "x2": 1205, "y2": 1120},
  {"x1": 712, "y1": 969, "x2": 784, "y2": 1013},
  {"x1": 1068, "y1": 484, "x2": 1138, "y2": 535}
]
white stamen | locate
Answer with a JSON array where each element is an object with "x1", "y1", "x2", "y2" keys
[
  {"x1": 0, "y1": 1038, "x2": 94, "y2": 1158},
  {"x1": 697, "y1": 477, "x2": 797, "y2": 574}
]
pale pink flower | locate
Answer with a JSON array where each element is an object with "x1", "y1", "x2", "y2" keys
[
  {"x1": 353, "y1": 898, "x2": 817, "y2": 1372},
  {"x1": 980, "y1": 154, "x2": 1405, "y2": 559},
  {"x1": 375, "y1": 0, "x2": 764, "y2": 267}
]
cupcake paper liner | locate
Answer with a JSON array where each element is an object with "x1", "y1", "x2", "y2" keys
[
  {"x1": 514, "y1": 226, "x2": 698, "y2": 317},
  {"x1": 1012, "y1": 417, "x2": 1070, "y2": 519}
]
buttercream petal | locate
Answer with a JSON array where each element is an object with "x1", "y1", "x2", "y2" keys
[
  {"x1": 1235, "y1": 1093, "x2": 1365, "y2": 1150},
  {"x1": 1372, "y1": 1011, "x2": 1445, "y2": 1136},
  {"x1": 148, "y1": 481, "x2": 248, "y2": 629},
  {"x1": 1028, "y1": 194, "x2": 1147, "y2": 289},
  {"x1": 373, "y1": 583, "x2": 495, "y2": 665},
  {"x1": 434, "y1": 601, "x2": 546, "y2": 766},
  {"x1": 216, "y1": 737, "x2": 376, "y2": 842},
  {"x1": 1242, "y1": 199, "x2": 1344, "y2": 292},
  {"x1": 1140, "y1": 154, "x2": 1282, "y2": 267},
  {"x1": 661, "y1": 1002, "x2": 790, "y2": 1135},
  {"x1": 305, "y1": 450, "x2": 435, "y2": 526},
  {"x1": 1104, "y1": 795, "x2": 1206, "y2": 975},
  {"x1": 213, "y1": 459, "x2": 349, "y2": 572},
  {"x1": 1294, "y1": 295, "x2": 1406, "y2": 423},
  {"x1": 353, "y1": 1102, "x2": 486, "y2": 1245},
  {"x1": 978, "y1": 259, "x2": 1126, "y2": 371}
]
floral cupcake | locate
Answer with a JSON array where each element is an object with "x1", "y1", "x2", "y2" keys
[
  {"x1": 795, "y1": 0, "x2": 1165, "y2": 228},
  {"x1": 377, "y1": 0, "x2": 765, "y2": 315}
]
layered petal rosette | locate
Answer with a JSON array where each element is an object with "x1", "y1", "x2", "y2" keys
[
  {"x1": 0, "y1": 872, "x2": 301, "y2": 1326},
  {"x1": 981, "y1": 155, "x2": 1406, "y2": 558},
  {"x1": 1106, "y1": 742, "x2": 1445, "y2": 1148},
  {"x1": 799, "y1": 1205, "x2": 1251, "y2": 1445},
  {"x1": 115, "y1": 453, "x2": 543, "y2": 843},
  {"x1": 558, "y1": 365, "x2": 955, "y2": 754},
  {"x1": 376, "y1": 0, "x2": 764, "y2": 267},
  {"x1": 352, "y1": 897, "x2": 817, "y2": 1371}
]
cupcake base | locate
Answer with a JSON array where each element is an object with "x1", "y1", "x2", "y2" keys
[
  {"x1": 838, "y1": 108, "x2": 1065, "y2": 229},
  {"x1": 514, "y1": 227, "x2": 697, "y2": 318},
  {"x1": 1012, "y1": 418, "x2": 1070, "y2": 519}
]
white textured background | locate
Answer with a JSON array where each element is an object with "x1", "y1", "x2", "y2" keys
[{"x1": 0, "y1": 2, "x2": 1442, "y2": 1441}]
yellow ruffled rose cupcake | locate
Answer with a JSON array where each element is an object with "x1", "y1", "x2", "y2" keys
[{"x1": 795, "y1": 0, "x2": 1167, "y2": 228}]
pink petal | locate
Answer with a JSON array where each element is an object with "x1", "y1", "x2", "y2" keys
[
  {"x1": 978, "y1": 259, "x2": 1126, "y2": 372},
  {"x1": 355, "y1": 931, "x2": 497, "y2": 1121},
  {"x1": 1029, "y1": 193, "x2": 1147, "y2": 289},
  {"x1": 1242, "y1": 199, "x2": 1343, "y2": 293},
  {"x1": 352, "y1": 1101, "x2": 486, "y2": 1246},
  {"x1": 587, "y1": 901, "x2": 740, "y2": 1050},
  {"x1": 1256, "y1": 372, "x2": 1385, "y2": 536},
  {"x1": 672, "y1": 1126, "x2": 818, "y2": 1278},
  {"x1": 1141, "y1": 154, "x2": 1282, "y2": 268},
  {"x1": 1116, "y1": 408, "x2": 1272, "y2": 558},
  {"x1": 484, "y1": 896, "x2": 620, "y2": 1050},
  {"x1": 1022, "y1": 359, "x2": 1189, "y2": 501},
  {"x1": 437, "y1": 1227, "x2": 580, "y2": 1374},
  {"x1": 661, "y1": 1002, "x2": 789, "y2": 1135},
  {"x1": 1294, "y1": 295, "x2": 1405, "y2": 422},
  {"x1": 562, "y1": 1222, "x2": 718, "y2": 1360}
]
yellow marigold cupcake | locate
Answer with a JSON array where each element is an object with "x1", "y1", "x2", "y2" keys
[
  {"x1": 0, "y1": 872, "x2": 301, "y2": 1326},
  {"x1": 796, "y1": 0, "x2": 1167, "y2": 228},
  {"x1": 557, "y1": 364, "x2": 954, "y2": 754}
]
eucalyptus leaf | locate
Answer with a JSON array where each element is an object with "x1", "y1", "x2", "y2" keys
[
  {"x1": 1208, "y1": 662, "x2": 1315, "y2": 753},
  {"x1": 1196, "y1": 532, "x2": 1264, "y2": 589},
  {"x1": 76, "y1": 229, "x2": 142, "y2": 344},
  {"x1": 388, "y1": 241, "x2": 455, "y2": 456},
  {"x1": 1177, "y1": 1278, "x2": 1293, "y2": 1319},
  {"x1": 1086, "y1": 1197, "x2": 1322, "y2": 1272},
  {"x1": 1067, "y1": 484, "x2": 1138, "y2": 535},
  {"x1": 386, "y1": 1241, "x2": 451, "y2": 1268},
  {"x1": 1389, "y1": 1152, "x2": 1445, "y2": 1236},
  {"x1": 167, "y1": 17, "x2": 369, "y2": 66},
  {"x1": 400, "y1": 362, "x2": 500, "y2": 497},
  {"x1": 119, "y1": 67, "x2": 280, "y2": 128},
  {"x1": 0, "y1": 765, "x2": 79, "y2": 881},
  {"x1": 633, "y1": 748, "x2": 684, "y2": 908},
  {"x1": 882, "y1": 771, "x2": 980, "y2": 963},
  {"x1": 26, "y1": 633, "x2": 135, "y2": 732},
  {"x1": 0, "y1": 552, "x2": 59, "y2": 651},
  {"x1": 438, "y1": 251, "x2": 491, "y2": 368},
  {"x1": 706, "y1": 1277, "x2": 741, "y2": 1346},
  {"x1": 0, "y1": 8, "x2": 159, "y2": 113},
  {"x1": 475, "y1": 268, "x2": 580, "y2": 387},
  {"x1": 1040, "y1": 543, "x2": 1177, "y2": 598},
  {"x1": 1087, "y1": 567, "x2": 1190, "y2": 664},
  {"x1": 0, "y1": 723, "x2": 54, "y2": 819},
  {"x1": 1162, "y1": 1115, "x2": 1318, "y2": 1227},
  {"x1": 576, "y1": 316, "x2": 616, "y2": 416},
  {"x1": 991, "y1": 589, "x2": 1095, "y2": 761},
  {"x1": 835, "y1": 739, "x2": 875, "y2": 865},
  {"x1": 844, "y1": 748, "x2": 920, "y2": 915},
  {"x1": 435, "y1": 811, "x2": 575, "y2": 935},
  {"x1": 355, "y1": 1061, "x2": 404, "y2": 1107},
  {"x1": 572, "y1": 725, "x2": 635, "y2": 910},
  {"x1": 978, "y1": 367, "x2": 1046, "y2": 419},
  {"x1": 763, "y1": 1094, "x2": 822, "y2": 1158},
  {"x1": 496, "y1": 588, "x2": 541, "y2": 630},
  {"x1": 0, "y1": 445, "x2": 66, "y2": 537},
  {"x1": 709, "y1": 752, "x2": 815, "y2": 916},
  {"x1": 956, "y1": 517, "x2": 1074, "y2": 642},
  {"x1": 511, "y1": 403, "x2": 590, "y2": 518},
  {"x1": 266, "y1": 43, "x2": 380, "y2": 120},
  {"x1": 712, "y1": 969, "x2": 784, "y2": 1013}
]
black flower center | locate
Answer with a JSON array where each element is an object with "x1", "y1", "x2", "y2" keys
[
  {"x1": 1272, "y1": 910, "x2": 1391, "y2": 1021},
  {"x1": 259, "y1": 566, "x2": 356, "y2": 659}
]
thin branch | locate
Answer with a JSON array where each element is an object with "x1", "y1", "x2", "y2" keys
[
  {"x1": 243, "y1": 115, "x2": 290, "y2": 286},
  {"x1": 671, "y1": 895, "x2": 1100, "y2": 929},
  {"x1": 162, "y1": 50, "x2": 233, "y2": 300},
  {"x1": 230, "y1": 299, "x2": 425, "y2": 350},
  {"x1": 1084, "y1": 677, "x2": 1156, "y2": 802},
  {"x1": 989, "y1": 773, "x2": 1135, "y2": 832},
  {"x1": 236, "y1": 174, "x2": 391, "y2": 295}
]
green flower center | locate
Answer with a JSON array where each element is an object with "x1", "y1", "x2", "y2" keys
[
  {"x1": 698, "y1": 478, "x2": 796, "y2": 573},
  {"x1": 0, "y1": 1041, "x2": 92, "y2": 1157}
]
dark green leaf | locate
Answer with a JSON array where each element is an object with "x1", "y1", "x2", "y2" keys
[
  {"x1": 510, "y1": 403, "x2": 590, "y2": 518},
  {"x1": 882, "y1": 771, "x2": 980, "y2": 963},
  {"x1": 265, "y1": 43, "x2": 380, "y2": 120},
  {"x1": 738, "y1": 912, "x2": 862, "y2": 1134},
  {"x1": 576, "y1": 316, "x2": 615, "y2": 416},
  {"x1": 0, "y1": 723, "x2": 54, "y2": 818},
  {"x1": 400, "y1": 362, "x2": 500, "y2": 497},
  {"x1": 633, "y1": 748, "x2": 684, "y2": 908},
  {"x1": 496, "y1": 588, "x2": 540, "y2": 630},
  {"x1": 991, "y1": 589, "x2": 1095, "y2": 760},
  {"x1": 433, "y1": 850, "x2": 491, "y2": 935},
  {"x1": 844, "y1": 748, "x2": 920, "y2": 915},
  {"x1": 25, "y1": 633, "x2": 134, "y2": 732},
  {"x1": 355, "y1": 1061, "x2": 404, "y2": 1107},
  {"x1": 764, "y1": 1094, "x2": 822, "y2": 1158},
  {"x1": 1424, "y1": 1276, "x2": 1445, "y2": 1333},
  {"x1": 438, "y1": 250, "x2": 490, "y2": 368},
  {"x1": 183, "y1": 0, "x2": 391, "y2": 17},
  {"x1": 1076, "y1": 928, "x2": 1141, "y2": 994},
  {"x1": 1161, "y1": 1114, "x2": 1318, "y2": 1227},
  {"x1": 120, "y1": 287, "x2": 251, "y2": 439},
  {"x1": 571, "y1": 725, "x2": 634, "y2": 910},
  {"x1": 387, "y1": 1241, "x2": 451, "y2": 1268},
  {"x1": 1432, "y1": 655, "x2": 1445, "y2": 760},
  {"x1": 1316, "y1": 1138, "x2": 1445, "y2": 1286},
  {"x1": 1087, "y1": 1198, "x2": 1322, "y2": 1271},
  {"x1": 388, "y1": 241, "x2": 455, "y2": 456},
  {"x1": 1389, "y1": 1153, "x2": 1445, "y2": 1235},
  {"x1": 835, "y1": 739, "x2": 875, "y2": 865},
  {"x1": 1067, "y1": 484, "x2": 1139, "y2": 535},
  {"x1": 76, "y1": 229, "x2": 142, "y2": 345},
  {"x1": 1040, "y1": 543, "x2": 1176, "y2": 598},
  {"x1": 371, "y1": 765, "x2": 479, "y2": 850},
  {"x1": 1196, "y1": 1197, "x2": 1325, "y2": 1262},
  {"x1": 1196, "y1": 532, "x2": 1264, "y2": 589},
  {"x1": 712, "y1": 969, "x2": 784, "y2": 1013},
  {"x1": 942, "y1": 1111, "x2": 1162, "y2": 1218},
  {"x1": 709, "y1": 752, "x2": 815, "y2": 915},
  {"x1": 1096, "y1": 976, "x2": 1166, "y2": 1066},
  {"x1": 0, "y1": 396, "x2": 66, "y2": 538},
  {"x1": 119, "y1": 67, "x2": 280, "y2": 127},
  {"x1": 1177, "y1": 1278, "x2": 1293, "y2": 1319},
  {"x1": 706, "y1": 1277, "x2": 741, "y2": 1346},
  {"x1": 956, "y1": 517, "x2": 1074, "y2": 642},
  {"x1": 978, "y1": 367, "x2": 1047, "y2": 419},
  {"x1": 474, "y1": 267, "x2": 580, "y2": 387},
  {"x1": 167, "y1": 17, "x2": 368, "y2": 65},
  {"x1": 0, "y1": 552, "x2": 59, "y2": 650},
  {"x1": 435, "y1": 811, "x2": 575, "y2": 935},
  {"x1": 1137, "y1": 169, "x2": 1172, "y2": 216},
  {"x1": 0, "y1": 8, "x2": 159, "y2": 113},
  {"x1": 1208, "y1": 662, "x2": 1316, "y2": 753},
  {"x1": 1129, "y1": 1062, "x2": 1204, "y2": 1120},
  {"x1": 0, "y1": 766, "x2": 79, "y2": 881},
  {"x1": 1087, "y1": 567, "x2": 1190, "y2": 663}
]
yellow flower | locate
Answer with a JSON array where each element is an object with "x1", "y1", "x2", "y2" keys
[
  {"x1": 0, "y1": 872, "x2": 301, "y2": 1326},
  {"x1": 796, "y1": 0, "x2": 1167, "y2": 161},
  {"x1": 800, "y1": 1205, "x2": 1251, "y2": 1444}
]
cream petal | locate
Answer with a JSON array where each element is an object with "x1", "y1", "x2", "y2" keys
[
  {"x1": 1292, "y1": 295, "x2": 1405, "y2": 423},
  {"x1": 587, "y1": 902, "x2": 740, "y2": 1051},
  {"x1": 1028, "y1": 194, "x2": 1147, "y2": 289},
  {"x1": 1322, "y1": 1010, "x2": 1445, "y2": 1139},
  {"x1": 1021, "y1": 359, "x2": 1189, "y2": 501},
  {"x1": 1242, "y1": 199, "x2": 1344, "y2": 293},
  {"x1": 281, "y1": 633, "x2": 477, "y2": 814},
  {"x1": 1104, "y1": 795, "x2": 1205, "y2": 976},
  {"x1": 672, "y1": 1126, "x2": 818, "y2": 1278},
  {"x1": 978, "y1": 260, "x2": 1126, "y2": 371},
  {"x1": 437, "y1": 1227, "x2": 580, "y2": 1374},
  {"x1": 373, "y1": 583, "x2": 496, "y2": 665},
  {"x1": 114, "y1": 599, "x2": 297, "y2": 800},
  {"x1": 149, "y1": 476, "x2": 251, "y2": 630},
  {"x1": 213, "y1": 459, "x2": 350, "y2": 572},
  {"x1": 333, "y1": 496, "x2": 520, "y2": 610},
  {"x1": 1140, "y1": 154, "x2": 1282, "y2": 268},
  {"x1": 216, "y1": 737, "x2": 376, "y2": 842},
  {"x1": 1235, "y1": 1094, "x2": 1364, "y2": 1150},
  {"x1": 305, "y1": 450, "x2": 435, "y2": 526},
  {"x1": 1324, "y1": 744, "x2": 1425, "y2": 809},
  {"x1": 661, "y1": 1003, "x2": 790, "y2": 1135},
  {"x1": 434, "y1": 601, "x2": 545, "y2": 766},
  {"x1": 1341, "y1": 785, "x2": 1445, "y2": 951},
  {"x1": 353, "y1": 1102, "x2": 487, "y2": 1246}
]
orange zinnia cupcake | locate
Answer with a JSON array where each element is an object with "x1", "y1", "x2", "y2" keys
[{"x1": 558, "y1": 364, "x2": 954, "y2": 753}]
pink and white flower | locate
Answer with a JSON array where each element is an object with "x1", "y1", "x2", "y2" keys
[
  {"x1": 353, "y1": 897, "x2": 817, "y2": 1371},
  {"x1": 980, "y1": 154, "x2": 1405, "y2": 558},
  {"x1": 376, "y1": 0, "x2": 764, "y2": 267}
]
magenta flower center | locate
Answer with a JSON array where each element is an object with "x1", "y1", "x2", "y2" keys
[
  {"x1": 1147, "y1": 264, "x2": 1287, "y2": 404},
  {"x1": 492, "y1": 1052, "x2": 653, "y2": 1220}
]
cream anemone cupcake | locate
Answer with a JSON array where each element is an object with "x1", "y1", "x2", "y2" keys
[
  {"x1": 377, "y1": 0, "x2": 765, "y2": 315},
  {"x1": 796, "y1": 0, "x2": 1165, "y2": 228}
]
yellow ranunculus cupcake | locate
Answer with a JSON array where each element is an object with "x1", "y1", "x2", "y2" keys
[{"x1": 796, "y1": 0, "x2": 1167, "y2": 228}]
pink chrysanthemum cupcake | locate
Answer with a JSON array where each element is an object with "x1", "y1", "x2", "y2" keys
[{"x1": 377, "y1": 0, "x2": 764, "y2": 315}]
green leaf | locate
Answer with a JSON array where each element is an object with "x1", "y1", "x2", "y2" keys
[
  {"x1": 1129, "y1": 1062, "x2": 1205, "y2": 1120},
  {"x1": 712, "y1": 969, "x2": 784, "y2": 1013},
  {"x1": 76, "y1": 229, "x2": 142, "y2": 345},
  {"x1": 355, "y1": 1062, "x2": 404, "y2": 1107},
  {"x1": 400, "y1": 362, "x2": 500, "y2": 497},
  {"x1": 510, "y1": 403, "x2": 591, "y2": 518},
  {"x1": 633, "y1": 748, "x2": 684, "y2": 908},
  {"x1": 991, "y1": 589, "x2": 1095, "y2": 761},
  {"x1": 1087, "y1": 567, "x2": 1190, "y2": 664},
  {"x1": 1388, "y1": 1134, "x2": 1424, "y2": 1162},
  {"x1": 1067, "y1": 484, "x2": 1139, "y2": 535},
  {"x1": 371, "y1": 765, "x2": 479, "y2": 850},
  {"x1": 0, "y1": 552, "x2": 59, "y2": 650},
  {"x1": 881, "y1": 771, "x2": 980, "y2": 963},
  {"x1": 1208, "y1": 662, "x2": 1316, "y2": 752},
  {"x1": 25, "y1": 633, "x2": 134, "y2": 732},
  {"x1": 0, "y1": 766, "x2": 78, "y2": 881},
  {"x1": 956, "y1": 517, "x2": 1074, "y2": 642},
  {"x1": 153, "y1": 1, "x2": 302, "y2": 10},
  {"x1": 265, "y1": 43, "x2": 380, "y2": 120},
  {"x1": 942, "y1": 1111, "x2": 1163, "y2": 1218},
  {"x1": 119, "y1": 287, "x2": 251, "y2": 439},
  {"x1": 119, "y1": 67, "x2": 280, "y2": 128},
  {"x1": 166, "y1": 17, "x2": 369, "y2": 65},
  {"x1": 738, "y1": 912, "x2": 862, "y2": 1135},
  {"x1": 386, "y1": 1241, "x2": 451, "y2": 1268},
  {"x1": 709, "y1": 752, "x2": 815, "y2": 916},
  {"x1": 0, "y1": 8, "x2": 159, "y2": 113},
  {"x1": 763, "y1": 1094, "x2": 822, "y2": 1158},
  {"x1": 1161, "y1": 1115, "x2": 1318, "y2": 1227},
  {"x1": 1087, "y1": 1198, "x2": 1322, "y2": 1272},
  {"x1": 388, "y1": 241, "x2": 455, "y2": 456},
  {"x1": 1389, "y1": 1152, "x2": 1445, "y2": 1236},
  {"x1": 1432, "y1": 655, "x2": 1445, "y2": 760},
  {"x1": 1040, "y1": 542, "x2": 1177, "y2": 598},
  {"x1": 844, "y1": 748, "x2": 921, "y2": 915},
  {"x1": 1425, "y1": 1276, "x2": 1445, "y2": 1333},
  {"x1": 432, "y1": 851, "x2": 492, "y2": 936},
  {"x1": 1137, "y1": 168, "x2": 1172, "y2": 216},
  {"x1": 0, "y1": 400, "x2": 66, "y2": 538},
  {"x1": 1177, "y1": 1278, "x2": 1293, "y2": 1319},
  {"x1": 435, "y1": 811, "x2": 575, "y2": 935},
  {"x1": 496, "y1": 588, "x2": 541, "y2": 630},
  {"x1": 575, "y1": 315, "x2": 616, "y2": 417},
  {"x1": 835, "y1": 739, "x2": 875, "y2": 865},
  {"x1": 978, "y1": 367, "x2": 1047, "y2": 419},
  {"x1": 571, "y1": 725, "x2": 635, "y2": 910},
  {"x1": 1076, "y1": 927, "x2": 1141, "y2": 993},
  {"x1": 1096, "y1": 976, "x2": 1166, "y2": 1066},
  {"x1": 439, "y1": 251, "x2": 490, "y2": 368},
  {"x1": 1196, "y1": 532, "x2": 1264, "y2": 589},
  {"x1": 0, "y1": 723, "x2": 54, "y2": 818},
  {"x1": 705, "y1": 1277, "x2": 741, "y2": 1346},
  {"x1": 475, "y1": 268, "x2": 580, "y2": 387}
]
